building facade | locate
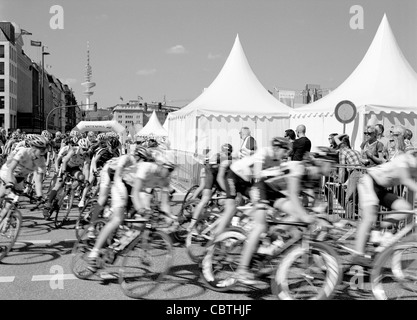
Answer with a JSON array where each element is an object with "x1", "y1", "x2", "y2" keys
[
  {"x1": 0, "y1": 21, "x2": 78, "y2": 134},
  {"x1": 112, "y1": 100, "x2": 180, "y2": 142}
]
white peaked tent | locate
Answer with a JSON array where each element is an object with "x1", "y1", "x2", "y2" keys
[
  {"x1": 136, "y1": 110, "x2": 168, "y2": 137},
  {"x1": 165, "y1": 34, "x2": 291, "y2": 154},
  {"x1": 290, "y1": 14, "x2": 417, "y2": 151}
]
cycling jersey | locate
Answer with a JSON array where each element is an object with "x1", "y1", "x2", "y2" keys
[
  {"x1": 94, "y1": 147, "x2": 120, "y2": 169},
  {"x1": 134, "y1": 162, "x2": 171, "y2": 189},
  {"x1": 59, "y1": 145, "x2": 91, "y2": 167},
  {"x1": 367, "y1": 153, "x2": 416, "y2": 188},
  {"x1": 0, "y1": 147, "x2": 46, "y2": 179}
]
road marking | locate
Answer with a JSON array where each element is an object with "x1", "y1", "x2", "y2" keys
[
  {"x1": 31, "y1": 274, "x2": 78, "y2": 281},
  {"x1": 15, "y1": 240, "x2": 51, "y2": 245},
  {"x1": 0, "y1": 276, "x2": 15, "y2": 283}
]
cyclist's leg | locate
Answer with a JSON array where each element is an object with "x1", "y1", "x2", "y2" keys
[
  {"x1": 88, "y1": 181, "x2": 128, "y2": 263},
  {"x1": 188, "y1": 188, "x2": 212, "y2": 231},
  {"x1": 90, "y1": 165, "x2": 111, "y2": 223},
  {"x1": 355, "y1": 174, "x2": 379, "y2": 255}
]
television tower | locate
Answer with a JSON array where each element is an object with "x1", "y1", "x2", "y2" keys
[{"x1": 81, "y1": 41, "x2": 96, "y2": 111}]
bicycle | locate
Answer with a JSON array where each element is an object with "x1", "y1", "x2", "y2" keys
[
  {"x1": 275, "y1": 209, "x2": 417, "y2": 300},
  {"x1": 71, "y1": 207, "x2": 173, "y2": 298},
  {"x1": 47, "y1": 172, "x2": 78, "y2": 229},
  {"x1": 201, "y1": 204, "x2": 341, "y2": 299},
  {"x1": 185, "y1": 199, "x2": 251, "y2": 264},
  {"x1": 0, "y1": 186, "x2": 44, "y2": 261}
]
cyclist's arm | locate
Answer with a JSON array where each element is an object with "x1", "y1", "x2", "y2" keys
[
  {"x1": 114, "y1": 155, "x2": 130, "y2": 183},
  {"x1": 216, "y1": 166, "x2": 227, "y2": 192},
  {"x1": 33, "y1": 171, "x2": 44, "y2": 198},
  {"x1": 83, "y1": 158, "x2": 91, "y2": 181},
  {"x1": 60, "y1": 149, "x2": 75, "y2": 175},
  {"x1": 5, "y1": 159, "x2": 18, "y2": 185},
  {"x1": 132, "y1": 177, "x2": 145, "y2": 212},
  {"x1": 399, "y1": 168, "x2": 417, "y2": 193}
]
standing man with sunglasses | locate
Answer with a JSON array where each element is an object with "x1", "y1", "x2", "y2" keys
[{"x1": 360, "y1": 125, "x2": 385, "y2": 167}]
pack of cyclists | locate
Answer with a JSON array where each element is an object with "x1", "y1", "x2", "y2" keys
[{"x1": 1, "y1": 127, "x2": 417, "y2": 294}]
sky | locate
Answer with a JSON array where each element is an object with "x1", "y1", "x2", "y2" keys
[{"x1": 1, "y1": 0, "x2": 417, "y2": 109}]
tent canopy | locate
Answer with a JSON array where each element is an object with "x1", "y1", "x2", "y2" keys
[
  {"x1": 289, "y1": 14, "x2": 417, "y2": 150},
  {"x1": 166, "y1": 34, "x2": 291, "y2": 153},
  {"x1": 136, "y1": 110, "x2": 168, "y2": 137},
  {"x1": 73, "y1": 120, "x2": 125, "y2": 134},
  {"x1": 291, "y1": 14, "x2": 417, "y2": 117}
]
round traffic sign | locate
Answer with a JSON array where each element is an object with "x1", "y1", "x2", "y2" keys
[{"x1": 334, "y1": 100, "x2": 357, "y2": 124}]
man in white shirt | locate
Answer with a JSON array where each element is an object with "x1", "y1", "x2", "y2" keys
[{"x1": 238, "y1": 127, "x2": 257, "y2": 159}]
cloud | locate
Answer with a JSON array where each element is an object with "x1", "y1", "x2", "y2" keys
[
  {"x1": 166, "y1": 45, "x2": 188, "y2": 54},
  {"x1": 136, "y1": 69, "x2": 157, "y2": 76},
  {"x1": 208, "y1": 52, "x2": 221, "y2": 60}
]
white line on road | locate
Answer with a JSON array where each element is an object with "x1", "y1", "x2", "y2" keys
[
  {"x1": 31, "y1": 274, "x2": 78, "y2": 281},
  {"x1": 15, "y1": 240, "x2": 51, "y2": 245},
  {"x1": 0, "y1": 276, "x2": 15, "y2": 283}
]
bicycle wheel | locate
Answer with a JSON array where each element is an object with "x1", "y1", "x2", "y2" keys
[
  {"x1": 272, "y1": 242, "x2": 341, "y2": 300},
  {"x1": 119, "y1": 230, "x2": 173, "y2": 298},
  {"x1": 181, "y1": 185, "x2": 200, "y2": 209},
  {"x1": 75, "y1": 199, "x2": 97, "y2": 241},
  {"x1": 0, "y1": 209, "x2": 22, "y2": 261},
  {"x1": 186, "y1": 214, "x2": 215, "y2": 264},
  {"x1": 55, "y1": 188, "x2": 75, "y2": 228},
  {"x1": 201, "y1": 229, "x2": 246, "y2": 292},
  {"x1": 71, "y1": 219, "x2": 107, "y2": 279},
  {"x1": 371, "y1": 240, "x2": 417, "y2": 300}
]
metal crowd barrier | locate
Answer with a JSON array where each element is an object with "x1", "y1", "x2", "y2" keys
[
  {"x1": 171, "y1": 150, "x2": 203, "y2": 191},
  {"x1": 321, "y1": 164, "x2": 415, "y2": 226}
]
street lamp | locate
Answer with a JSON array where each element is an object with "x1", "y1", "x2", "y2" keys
[{"x1": 41, "y1": 46, "x2": 50, "y2": 131}]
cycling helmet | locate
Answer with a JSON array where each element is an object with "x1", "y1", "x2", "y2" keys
[
  {"x1": 71, "y1": 136, "x2": 80, "y2": 144},
  {"x1": 134, "y1": 145, "x2": 151, "y2": 161},
  {"x1": 271, "y1": 137, "x2": 291, "y2": 149},
  {"x1": 78, "y1": 138, "x2": 91, "y2": 150},
  {"x1": 55, "y1": 131, "x2": 62, "y2": 137},
  {"x1": 107, "y1": 137, "x2": 121, "y2": 149},
  {"x1": 30, "y1": 135, "x2": 48, "y2": 149},
  {"x1": 146, "y1": 138, "x2": 158, "y2": 148},
  {"x1": 41, "y1": 130, "x2": 52, "y2": 140},
  {"x1": 11, "y1": 132, "x2": 20, "y2": 140},
  {"x1": 87, "y1": 131, "x2": 96, "y2": 137},
  {"x1": 221, "y1": 143, "x2": 233, "y2": 155},
  {"x1": 310, "y1": 146, "x2": 339, "y2": 163},
  {"x1": 97, "y1": 133, "x2": 107, "y2": 142},
  {"x1": 106, "y1": 132, "x2": 119, "y2": 139},
  {"x1": 70, "y1": 130, "x2": 82, "y2": 139}
]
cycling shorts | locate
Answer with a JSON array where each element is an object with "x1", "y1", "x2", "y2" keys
[
  {"x1": 358, "y1": 174, "x2": 400, "y2": 210},
  {"x1": 225, "y1": 169, "x2": 251, "y2": 199}
]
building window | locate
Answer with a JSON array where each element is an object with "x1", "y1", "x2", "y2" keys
[
  {"x1": 0, "y1": 79, "x2": 4, "y2": 92},
  {"x1": 0, "y1": 62, "x2": 3, "y2": 75},
  {"x1": 0, "y1": 96, "x2": 4, "y2": 109},
  {"x1": 0, "y1": 45, "x2": 4, "y2": 58}
]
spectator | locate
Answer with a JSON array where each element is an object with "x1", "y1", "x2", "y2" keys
[
  {"x1": 360, "y1": 125, "x2": 384, "y2": 167},
  {"x1": 284, "y1": 129, "x2": 296, "y2": 143},
  {"x1": 404, "y1": 128, "x2": 414, "y2": 152},
  {"x1": 375, "y1": 124, "x2": 390, "y2": 161},
  {"x1": 238, "y1": 127, "x2": 257, "y2": 158},
  {"x1": 334, "y1": 134, "x2": 363, "y2": 212},
  {"x1": 289, "y1": 124, "x2": 311, "y2": 161},
  {"x1": 328, "y1": 133, "x2": 339, "y2": 150}
]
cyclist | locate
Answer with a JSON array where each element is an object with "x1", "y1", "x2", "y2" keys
[
  {"x1": 349, "y1": 150, "x2": 417, "y2": 266},
  {"x1": 43, "y1": 138, "x2": 92, "y2": 219},
  {"x1": 78, "y1": 137, "x2": 121, "y2": 208},
  {"x1": 86, "y1": 148, "x2": 174, "y2": 271},
  {"x1": 85, "y1": 146, "x2": 152, "y2": 240},
  {"x1": 87, "y1": 131, "x2": 96, "y2": 144},
  {"x1": 0, "y1": 135, "x2": 48, "y2": 219},
  {"x1": 233, "y1": 144, "x2": 337, "y2": 284},
  {"x1": 187, "y1": 143, "x2": 233, "y2": 232}
]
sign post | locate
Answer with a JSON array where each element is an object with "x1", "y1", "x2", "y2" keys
[{"x1": 334, "y1": 100, "x2": 357, "y2": 133}]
